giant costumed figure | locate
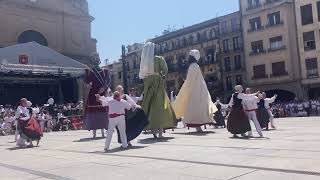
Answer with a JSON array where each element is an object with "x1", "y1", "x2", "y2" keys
[
  {"x1": 172, "y1": 50, "x2": 217, "y2": 132},
  {"x1": 83, "y1": 65, "x2": 110, "y2": 139},
  {"x1": 139, "y1": 42, "x2": 176, "y2": 138}
]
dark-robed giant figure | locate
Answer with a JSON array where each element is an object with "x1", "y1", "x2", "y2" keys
[{"x1": 83, "y1": 67, "x2": 110, "y2": 138}]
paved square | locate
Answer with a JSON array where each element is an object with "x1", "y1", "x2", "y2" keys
[{"x1": 1, "y1": 117, "x2": 320, "y2": 180}]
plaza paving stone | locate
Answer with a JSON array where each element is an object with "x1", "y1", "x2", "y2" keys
[{"x1": 0, "y1": 117, "x2": 320, "y2": 180}]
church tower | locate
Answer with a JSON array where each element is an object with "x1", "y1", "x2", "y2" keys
[{"x1": 0, "y1": 0, "x2": 98, "y2": 65}]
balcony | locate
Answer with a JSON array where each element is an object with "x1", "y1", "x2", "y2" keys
[
  {"x1": 246, "y1": 3, "x2": 262, "y2": 11},
  {"x1": 266, "y1": 21, "x2": 284, "y2": 28},
  {"x1": 270, "y1": 71, "x2": 289, "y2": 78},
  {"x1": 249, "y1": 49, "x2": 266, "y2": 56},
  {"x1": 247, "y1": 26, "x2": 265, "y2": 33},
  {"x1": 252, "y1": 74, "x2": 269, "y2": 80},
  {"x1": 264, "y1": 0, "x2": 281, "y2": 5},
  {"x1": 268, "y1": 45, "x2": 287, "y2": 53},
  {"x1": 307, "y1": 70, "x2": 319, "y2": 79}
]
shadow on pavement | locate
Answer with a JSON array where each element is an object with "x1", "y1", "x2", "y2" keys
[
  {"x1": 229, "y1": 136, "x2": 271, "y2": 140},
  {"x1": 91, "y1": 145, "x2": 147, "y2": 154},
  {"x1": 138, "y1": 137, "x2": 174, "y2": 144},
  {"x1": 73, "y1": 137, "x2": 105, "y2": 142},
  {"x1": 172, "y1": 131, "x2": 216, "y2": 136}
]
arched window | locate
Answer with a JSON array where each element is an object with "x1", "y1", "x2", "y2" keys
[{"x1": 18, "y1": 30, "x2": 48, "y2": 46}]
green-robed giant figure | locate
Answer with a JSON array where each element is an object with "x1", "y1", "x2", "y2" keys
[{"x1": 139, "y1": 42, "x2": 176, "y2": 138}]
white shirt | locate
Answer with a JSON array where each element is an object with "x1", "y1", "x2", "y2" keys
[
  {"x1": 264, "y1": 96, "x2": 277, "y2": 109},
  {"x1": 0, "y1": 108, "x2": 5, "y2": 113},
  {"x1": 240, "y1": 93, "x2": 259, "y2": 111},
  {"x1": 100, "y1": 98, "x2": 131, "y2": 115},
  {"x1": 48, "y1": 98, "x2": 54, "y2": 105},
  {"x1": 15, "y1": 106, "x2": 30, "y2": 121},
  {"x1": 38, "y1": 114, "x2": 46, "y2": 121}
]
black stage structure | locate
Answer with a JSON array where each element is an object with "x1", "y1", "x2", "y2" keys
[{"x1": 0, "y1": 42, "x2": 88, "y2": 105}]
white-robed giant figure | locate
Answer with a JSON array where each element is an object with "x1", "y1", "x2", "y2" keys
[{"x1": 172, "y1": 50, "x2": 217, "y2": 132}]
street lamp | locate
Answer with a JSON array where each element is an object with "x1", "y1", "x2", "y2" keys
[{"x1": 122, "y1": 45, "x2": 128, "y2": 94}]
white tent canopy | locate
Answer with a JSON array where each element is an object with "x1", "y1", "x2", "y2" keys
[{"x1": 0, "y1": 42, "x2": 88, "y2": 76}]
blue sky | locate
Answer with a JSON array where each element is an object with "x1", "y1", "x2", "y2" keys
[{"x1": 88, "y1": 0, "x2": 239, "y2": 65}]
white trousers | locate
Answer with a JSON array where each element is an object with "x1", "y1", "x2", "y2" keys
[
  {"x1": 267, "y1": 110, "x2": 274, "y2": 126},
  {"x1": 245, "y1": 111, "x2": 263, "y2": 136},
  {"x1": 39, "y1": 122, "x2": 45, "y2": 132},
  {"x1": 105, "y1": 116, "x2": 127, "y2": 150},
  {"x1": 14, "y1": 121, "x2": 19, "y2": 142}
]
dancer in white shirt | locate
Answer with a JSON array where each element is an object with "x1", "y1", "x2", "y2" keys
[
  {"x1": 263, "y1": 92, "x2": 277, "y2": 129},
  {"x1": 241, "y1": 88, "x2": 263, "y2": 137},
  {"x1": 97, "y1": 91, "x2": 132, "y2": 151}
]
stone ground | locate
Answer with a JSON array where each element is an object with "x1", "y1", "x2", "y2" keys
[{"x1": 1, "y1": 117, "x2": 320, "y2": 180}]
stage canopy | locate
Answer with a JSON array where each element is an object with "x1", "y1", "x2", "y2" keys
[{"x1": 0, "y1": 42, "x2": 88, "y2": 76}]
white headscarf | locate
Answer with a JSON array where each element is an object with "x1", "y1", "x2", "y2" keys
[
  {"x1": 189, "y1": 49, "x2": 201, "y2": 61},
  {"x1": 139, "y1": 42, "x2": 155, "y2": 79}
]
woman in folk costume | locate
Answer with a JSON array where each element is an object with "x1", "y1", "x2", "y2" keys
[
  {"x1": 139, "y1": 42, "x2": 176, "y2": 138},
  {"x1": 227, "y1": 85, "x2": 252, "y2": 137},
  {"x1": 172, "y1": 50, "x2": 217, "y2": 132},
  {"x1": 256, "y1": 93, "x2": 270, "y2": 130},
  {"x1": 16, "y1": 99, "x2": 42, "y2": 148},
  {"x1": 83, "y1": 68, "x2": 110, "y2": 139},
  {"x1": 115, "y1": 85, "x2": 149, "y2": 145}
]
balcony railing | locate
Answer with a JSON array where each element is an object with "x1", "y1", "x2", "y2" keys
[
  {"x1": 307, "y1": 70, "x2": 319, "y2": 79},
  {"x1": 266, "y1": 21, "x2": 284, "y2": 28},
  {"x1": 249, "y1": 49, "x2": 266, "y2": 56},
  {"x1": 248, "y1": 26, "x2": 265, "y2": 33},
  {"x1": 270, "y1": 71, "x2": 289, "y2": 77},
  {"x1": 264, "y1": 0, "x2": 281, "y2": 5},
  {"x1": 246, "y1": 3, "x2": 262, "y2": 11},
  {"x1": 268, "y1": 45, "x2": 287, "y2": 52},
  {"x1": 252, "y1": 74, "x2": 269, "y2": 80}
]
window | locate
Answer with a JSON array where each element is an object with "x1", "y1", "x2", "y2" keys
[
  {"x1": 300, "y1": 4, "x2": 313, "y2": 25},
  {"x1": 127, "y1": 62, "x2": 130, "y2": 71},
  {"x1": 248, "y1": 0, "x2": 261, "y2": 9},
  {"x1": 202, "y1": 31, "x2": 208, "y2": 41},
  {"x1": 249, "y1": 17, "x2": 262, "y2": 31},
  {"x1": 175, "y1": 39, "x2": 180, "y2": 48},
  {"x1": 226, "y1": 76, "x2": 233, "y2": 91},
  {"x1": 223, "y1": 39, "x2": 229, "y2": 52},
  {"x1": 251, "y1": 40, "x2": 264, "y2": 54},
  {"x1": 317, "y1": 1, "x2": 320, "y2": 21},
  {"x1": 233, "y1": 37, "x2": 240, "y2": 50},
  {"x1": 231, "y1": 17, "x2": 240, "y2": 32},
  {"x1": 269, "y1": 36, "x2": 283, "y2": 50},
  {"x1": 267, "y1": 12, "x2": 281, "y2": 26},
  {"x1": 303, "y1": 31, "x2": 316, "y2": 51},
  {"x1": 236, "y1": 75, "x2": 243, "y2": 85},
  {"x1": 221, "y1": 21, "x2": 228, "y2": 34},
  {"x1": 17, "y1": 30, "x2": 48, "y2": 46},
  {"x1": 272, "y1": 62, "x2": 286, "y2": 76},
  {"x1": 196, "y1": 33, "x2": 201, "y2": 42},
  {"x1": 133, "y1": 59, "x2": 137, "y2": 69},
  {"x1": 234, "y1": 55, "x2": 242, "y2": 70},
  {"x1": 253, "y1": 65, "x2": 266, "y2": 79},
  {"x1": 224, "y1": 57, "x2": 231, "y2": 72},
  {"x1": 188, "y1": 35, "x2": 194, "y2": 45},
  {"x1": 118, "y1": 72, "x2": 122, "y2": 79},
  {"x1": 306, "y1": 58, "x2": 319, "y2": 78}
]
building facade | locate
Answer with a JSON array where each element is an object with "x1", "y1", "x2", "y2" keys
[
  {"x1": 218, "y1": 12, "x2": 246, "y2": 99},
  {"x1": 294, "y1": 0, "x2": 320, "y2": 99},
  {"x1": 151, "y1": 18, "x2": 223, "y2": 98},
  {"x1": 0, "y1": 0, "x2": 98, "y2": 65},
  {"x1": 240, "y1": 0, "x2": 302, "y2": 100},
  {"x1": 125, "y1": 43, "x2": 144, "y2": 90}
]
